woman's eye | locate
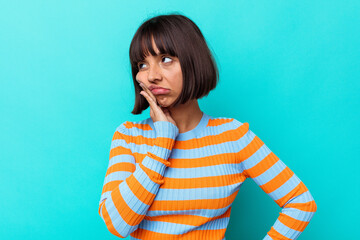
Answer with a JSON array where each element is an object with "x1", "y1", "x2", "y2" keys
[
  {"x1": 162, "y1": 56, "x2": 172, "y2": 63},
  {"x1": 138, "y1": 63, "x2": 146, "y2": 69}
]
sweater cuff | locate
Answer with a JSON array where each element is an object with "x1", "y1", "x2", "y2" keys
[
  {"x1": 153, "y1": 120, "x2": 179, "y2": 139},
  {"x1": 140, "y1": 121, "x2": 178, "y2": 184}
]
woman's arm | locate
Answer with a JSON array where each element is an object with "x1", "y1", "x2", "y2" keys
[
  {"x1": 98, "y1": 120, "x2": 179, "y2": 238},
  {"x1": 234, "y1": 120, "x2": 317, "y2": 240}
]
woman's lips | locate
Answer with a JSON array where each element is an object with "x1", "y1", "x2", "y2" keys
[{"x1": 151, "y1": 88, "x2": 170, "y2": 95}]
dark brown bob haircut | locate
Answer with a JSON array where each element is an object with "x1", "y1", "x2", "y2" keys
[{"x1": 129, "y1": 13, "x2": 219, "y2": 114}]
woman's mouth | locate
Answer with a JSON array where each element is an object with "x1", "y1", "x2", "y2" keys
[{"x1": 151, "y1": 88, "x2": 170, "y2": 95}]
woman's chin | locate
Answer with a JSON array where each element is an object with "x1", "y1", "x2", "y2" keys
[{"x1": 157, "y1": 97, "x2": 172, "y2": 107}]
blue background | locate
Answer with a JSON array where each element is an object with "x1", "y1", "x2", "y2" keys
[{"x1": 1, "y1": 0, "x2": 359, "y2": 239}]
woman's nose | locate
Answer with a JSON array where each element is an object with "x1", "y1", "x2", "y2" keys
[{"x1": 147, "y1": 64, "x2": 162, "y2": 82}]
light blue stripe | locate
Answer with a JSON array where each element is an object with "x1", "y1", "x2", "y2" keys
[
  {"x1": 139, "y1": 219, "x2": 194, "y2": 234},
  {"x1": 120, "y1": 180, "x2": 150, "y2": 215},
  {"x1": 111, "y1": 138, "x2": 130, "y2": 149},
  {"x1": 236, "y1": 129, "x2": 256, "y2": 148},
  {"x1": 287, "y1": 191, "x2": 314, "y2": 204},
  {"x1": 268, "y1": 174, "x2": 302, "y2": 201},
  {"x1": 149, "y1": 144, "x2": 172, "y2": 157},
  {"x1": 104, "y1": 194, "x2": 132, "y2": 237},
  {"x1": 282, "y1": 207, "x2": 316, "y2": 222},
  {"x1": 142, "y1": 155, "x2": 167, "y2": 175},
  {"x1": 263, "y1": 234, "x2": 273, "y2": 240},
  {"x1": 109, "y1": 154, "x2": 135, "y2": 167},
  {"x1": 251, "y1": 159, "x2": 285, "y2": 185},
  {"x1": 174, "y1": 141, "x2": 239, "y2": 157},
  {"x1": 147, "y1": 206, "x2": 231, "y2": 218},
  {"x1": 242, "y1": 144, "x2": 272, "y2": 169},
  {"x1": 155, "y1": 182, "x2": 242, "y2": 201},
  {"x1": 132, "y1": 165, "x2": 161, "y2": 194},
  {"x1": 273, "y1": 219, "x2": 302, "y2": 239},
  {"x1": 99, "y1": 192, "x2": 110, "y2": 205},
  {"x1": 133, "y1": 139, "x2": 238, "y2": 158},
  {"x1": 194, "y1": 217, "x2": 230, "y2": 230},
  {"x1": 104, "y1": 171, "x2": 131, "y2": 185},
  {"x1": 196, "y1": 120, "x2": 239, "y2": 139},
  {"x1": 165, "y1": 163, "x2": 243, "y2": 178},
  {"x1": 138, "y1": 216, "x2": 230, "y2": 234}
]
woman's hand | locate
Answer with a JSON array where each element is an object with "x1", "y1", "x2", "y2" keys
[{"x1": 137, "y1": 80, "x2": 177, "y2": 127}]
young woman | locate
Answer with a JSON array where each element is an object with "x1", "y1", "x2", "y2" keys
[{"x1": 98, "y1": 14, "x2": 317, "y2": 240}]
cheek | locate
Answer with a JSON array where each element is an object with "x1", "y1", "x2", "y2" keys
[{"x1": 175, "y1": 71, "x2": 183, "y2": 91}]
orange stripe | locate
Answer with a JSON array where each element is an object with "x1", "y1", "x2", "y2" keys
[
  {"x1": 116, "y1": 120, "x2": 248, "y2": 152},
  {"x1": 139, "y1": 162, "x2": 165, "y2": 185},
  {"x1": 169, "y1": 151, "x2": 238, "y2": 168},
  {"x1": 238, "y1": 137, "x2": 266, "y2": 176},
  {"x1": 131, "y1": 134, "x2": 174, "y2": 150},
  {"x1": 124, "y1": 121, "x2": 153, "y2": 131},
  {"x1": 261, "y1": 166, "x2": 294, "y2": 194},
  {"x1": 144, "y1": 206, "x2": 232, "y2": 226},
  {"x1": 145, "y1": 214, "x2": 208, "y2": 226},
  {"x1": 112, "y1": 127, "x2": 175, "y2": 151},
  {"x1": 278, "y1": 212, "x2": 309, "y2": 232},
  {"x1": 267, "y1": 226, "x2": 292, "y2": 240},
  {"x1": 120, "y1": 120, "x2": 247, "y2": 152},
  {"x1": 238, "y1": 133, "x2": 263, "y2": 158},
  {"x1": 105, "y1": 162, "x2": 136, "y2": 177},
  {"x1": 162, "y1": 173, "x2": 246, "y2": 189},
  {"x1": 125, "y1": 174, "x2": 157, "y2": 204},
  {"x1": 207, "y1": 118, "x2": 234, "y2": 127},
  {"x1": 102, "y1": 180, "x2": 123, "y2": 195},
  {"x1": 173, "y1": 122, "x2": 249, "y2": 150},
  {"x1": 110, "y1": 121, "x2": 248, "y2": 167},
  {"x1": 182, "y1": 228, "x2": 226, "y2": 240},
  {"x1": 101, "y1": 201, "x2": 125, "y2": 238},
  {"x1": 98, "y1": 200, "x2": 105, "y2": 217},
  {"x1": 131, "y1": 227, "x2": 226, "y2": 240},
  {"x1": 112, "y1": 129, "x2": 132, "y2": 143},
  {"x1": 111, "y1": 183, "x2": 145, "y2": 226},
  {"x1": 275, "y1": 181, "x2": 309, "y2": 207},
  {"x1": 147, "y1": 151, "x2": 171, "y2": 166},
  {"x1": 148, "y1": 190, "x2": 238, "y2": 211},
  {"x1": 109, "y1": 145, "x2": 133, "y2": 160},
  {"x1": 245, "y1": 151, "x2": 279, "y2": 178},
  {"x1": 284, "y1": 200, "x2": 317, "y2": 212}
]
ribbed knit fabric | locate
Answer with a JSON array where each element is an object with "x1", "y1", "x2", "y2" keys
[{"x1": 98, "y1": 112, "x2": 317, "y2": 239}]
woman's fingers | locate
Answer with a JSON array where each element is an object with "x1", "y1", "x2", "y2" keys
[
  {"x1": 138, "y1": 81, "x2": 157, "y2": 103},
  {"x1": 137, "y1": 79, "x2": 170, "y2": 123},
  {"x1": 140, "y1": 90, "x2": 158, "y2": 109}
]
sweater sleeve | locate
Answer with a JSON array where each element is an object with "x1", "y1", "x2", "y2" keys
[
  {"x1": 98, "y1": 120, "x2": 179, "y2": 238},
  {"x1": 234, "y1": 120, "x2": 317, "y2": 240}
]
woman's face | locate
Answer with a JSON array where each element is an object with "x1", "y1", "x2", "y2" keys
[{"x1": 135, "y1": 38, "x2": 183, "y2": 108}]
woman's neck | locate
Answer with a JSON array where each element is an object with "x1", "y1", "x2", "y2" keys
[{"x1": 167, "y1": 99, "x2": 203, "y2": 133}]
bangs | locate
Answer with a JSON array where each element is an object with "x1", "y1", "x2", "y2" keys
[{"x1": 130, "y1": 22, "x2": 178, "y2": 67}]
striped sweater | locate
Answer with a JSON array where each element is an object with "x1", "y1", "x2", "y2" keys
[{"x1": 98, "y1": 112, "x2": 317, "y2": 239}]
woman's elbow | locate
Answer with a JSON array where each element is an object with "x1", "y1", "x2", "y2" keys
[
  {"x1": 310, "y1": 199, "x2": 317, "y2": 213},
  {"x1": 98, "y1": 200, "x2": 138, "y2": 238}
]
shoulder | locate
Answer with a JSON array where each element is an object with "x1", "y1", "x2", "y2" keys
[
  {"x1": 115, "y1": 117, "x2": 153, "y2": 136},
  {"x1": 229, "y1": 117, "x2": 250, "y2": 131},
  {"x1": 208, "y1": 115, "x2": 249, "y2": 131}
]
